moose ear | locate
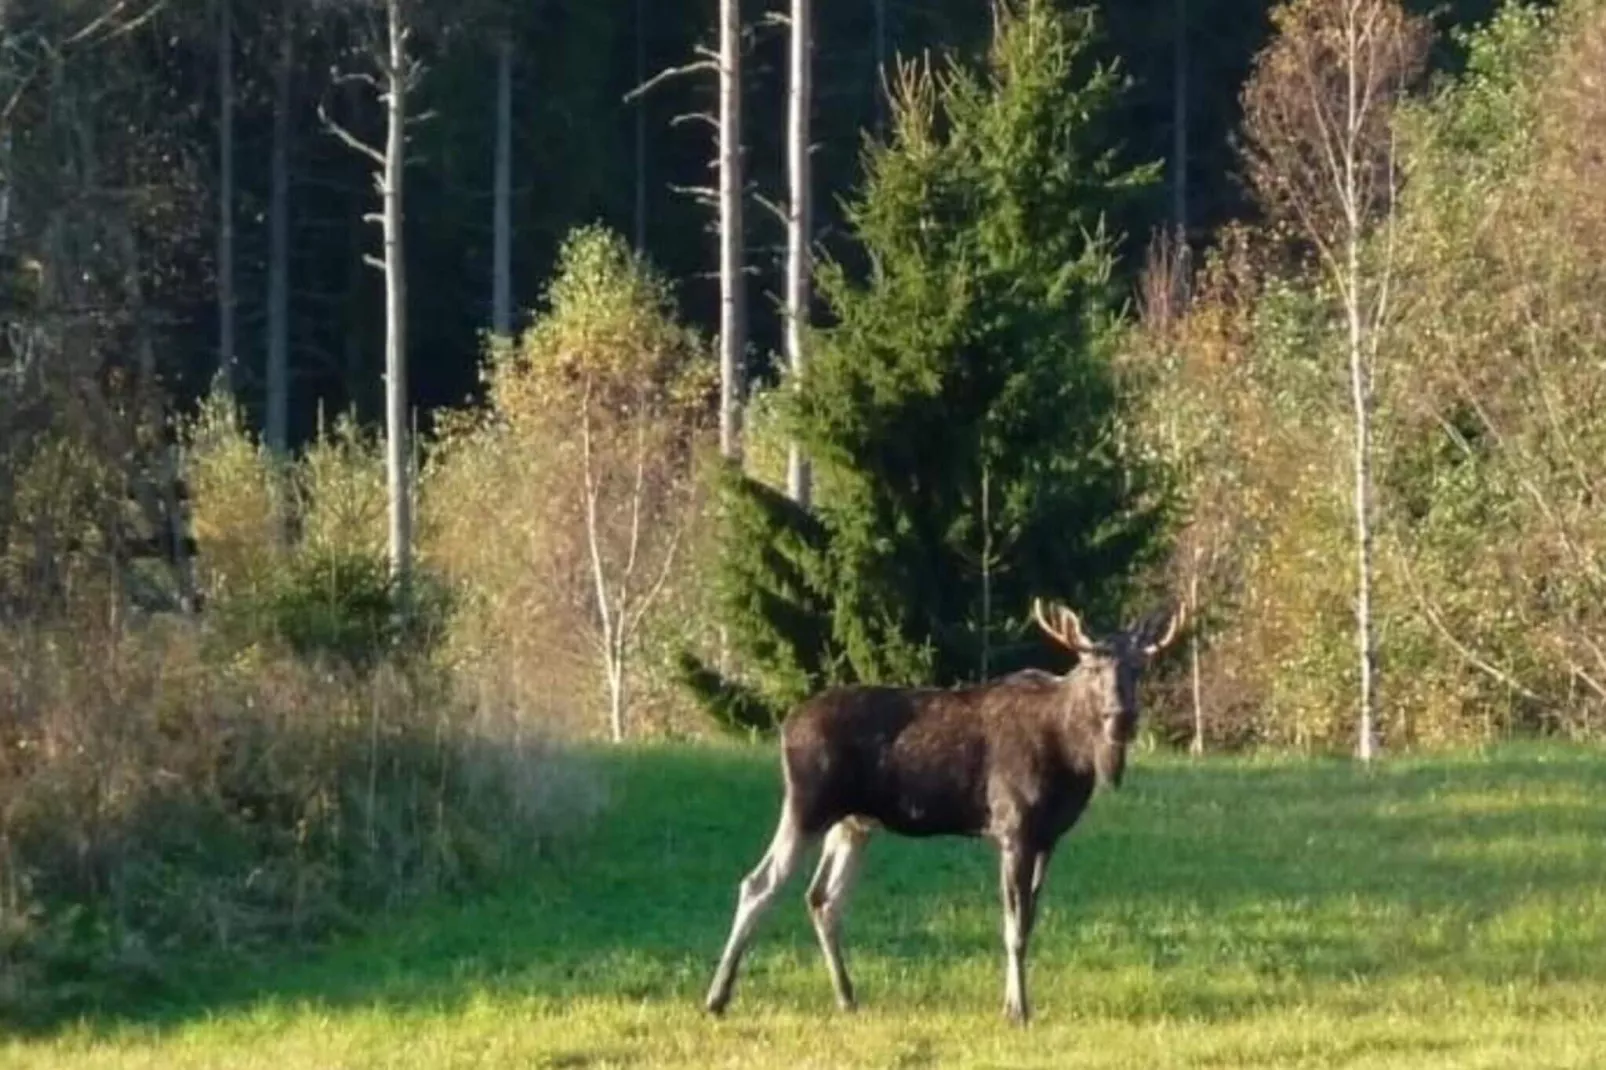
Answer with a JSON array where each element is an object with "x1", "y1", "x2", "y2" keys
[{"x1": 1140, "y1": 600, "x2": 1187, "y2": 658}]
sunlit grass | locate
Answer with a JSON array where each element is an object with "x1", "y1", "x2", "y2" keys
[{"x1": 5, "y1": 743, "x2": 1604, "y2": 1068}]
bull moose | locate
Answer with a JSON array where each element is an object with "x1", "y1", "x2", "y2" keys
[{"x1": 703, "y1": 597, "x2": 1185, "y2": 1023}]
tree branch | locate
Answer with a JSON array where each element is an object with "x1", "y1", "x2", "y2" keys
[
  {"x1": 622, "y1": 514, "x2": 688, "y2": 647},
  {"x1": 624, "y1": 59, "x2": 718, "y2": 103},
  {"x1": 318, "y1": 101, "x2": 384, "y2": 167},
  {"x1": 670, "y1": 112, "x2": 720, "y2": 134},
  {"x1": 752, "y1": 191, "x2": 789, "y2": 227},
  {"x1": 1396, "y1": 546, "x2": 1542, "y2": 702}
]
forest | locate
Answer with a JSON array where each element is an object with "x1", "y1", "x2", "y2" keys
[{"x1": 2, "y1": 0, "x2": 1604, "y2": 1023}]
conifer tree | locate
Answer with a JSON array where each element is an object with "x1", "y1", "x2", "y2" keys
[{"x1": 681, "y1": 1, "x2": 1167, "y2": 732}]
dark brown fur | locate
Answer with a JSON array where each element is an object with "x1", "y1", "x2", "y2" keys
[{"x1": 703, "y1": 600, "x2": 1184, "y2": 1023}]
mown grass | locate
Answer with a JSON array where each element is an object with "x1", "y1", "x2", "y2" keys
[{"x1": 4, "y1": 742, "x2": 1604, "y2": 1068}]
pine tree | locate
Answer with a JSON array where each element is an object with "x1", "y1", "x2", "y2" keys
[{"x1": 681, "y1": 0, "x2": 1168, "y2": 733}]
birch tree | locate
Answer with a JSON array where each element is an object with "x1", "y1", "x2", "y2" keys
[
  {"x1": 624, "y1": 0, "x2": 745, "y2": 460},
  {"x1": 633, "y1": 0, "x2": 647, "y2": 251},
  {"x1": 1171, "y1": 0, "x2": 1187, "y2": 238},
  {"x1": 512, "y1": 227, "x2": 714, "y2": 741},
  {"x1": 215, "y1": 0, "x2": 236, "y2": 391},
  {"x1": 717, "y1": 0, "x2": 744, "y2": 461},
  {"x1": 490, "y1": 29, "x2": 513, "y2": 336},
  {"x1": 1241, "y1": 0, "x2": 1428, "y2": 760},
  {"x1": 319, "y1": 0, "x2": 426, "y2": 584},
  {"x1": 783, "y1": 0, "x2": 812, "y2": 505},
  {"x1": 265, "y1": 0, "x2": 294, "y2": 456}
]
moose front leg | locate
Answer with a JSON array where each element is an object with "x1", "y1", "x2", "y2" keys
[{"x1": 998, "y1": 840, "x2": 1040, "y2": 1024}]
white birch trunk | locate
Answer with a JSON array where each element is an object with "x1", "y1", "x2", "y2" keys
[
  {"x1": 1343, "y1": 3, "x2": 1377, "y2": 761},
  {"x1": 1188, "y1": 556, "x2": 1204, "y2": 754},
  {"x1": 633, "y1": 0, "x2": 647, "y2": 251},
  {"x1": 784, "y1": 0, "x2": 812, "y2": 506},
  {"x1": 266, "y1": 7, "x2": 292, "y2": 456},
  {"x1": 718, "y1": 0, "x2": 744, "y2": 461},
  {"x1": 216, "y1": 0, "x2": 237, "y2": 391},
  {"x1": 1172, "y1": 0, "x2": 1188, "y2": 238},
  {"x1": 873, "y1": 0, "x2": 887, "y2": 137},
  {"x1": 491, "y1": 34, "x2": 513, "y2": 337},
  {"x1": 383, "y1": 0, "x2": 412, "y2": 584}
]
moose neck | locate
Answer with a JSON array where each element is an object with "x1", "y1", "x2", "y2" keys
[{"x1": 1057, "y1": 664, "x2": 1130, "y2": 791}]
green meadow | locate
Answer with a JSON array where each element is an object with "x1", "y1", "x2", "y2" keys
[{"x1": 6, "y1": 743, "x2": 1604, "y2": 1069}]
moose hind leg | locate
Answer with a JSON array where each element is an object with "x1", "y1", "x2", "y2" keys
[
  {"x1": 805, "y1": 818, "x2": 870, "y2": 1011},
  {"x1": 705, "y1": 802, "x2": 809, "y2": 1015}
]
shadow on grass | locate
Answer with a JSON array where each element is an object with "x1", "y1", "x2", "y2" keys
[{"x1": 12, "y1": 742, "x2": 1606, "y2": 1037}]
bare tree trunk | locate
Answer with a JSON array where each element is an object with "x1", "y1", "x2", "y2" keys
[
  {"x1": 266, "y1": 7, "x2": 292, "y2": 456},
  {"x1": 784, "y1": 0, "x2": 812, "y2": 506},
  {"x1": 0, "y1": 130, "x2": 11, "y2": 265},
  {"x1": 216, "y1": 0, "x2": 237, "y2": 391},
  {"x1": 872, "y1": 0, "x2": 887, "y2": 137},
  {"x1": 1188, "y1": 555, "x2": 1204, "y2": 754},
  {"x1": 718, "y1": 0, "x2": 744, "y2": 461},
  {"x1": 1347, "y1": 243, "x2": 1377, "y2": 761},
  {"x1": 980, "y1": 463, "x2": 992, "y2": 679},
  {"x1": 491, "y1": 33, "x2": 513, "y2": 337},
  {"x1": 1171, "y1": 0, "x2": 1187, "y2": 238},
  {"x1": 633, "y1": 0, "x2": 647, "y2": 252},
  {"x1": 1343, "y1": 6, "x2": 1377, "y2": 762},
  {"x1": 383, "y1": 0, "x2": 412, "y2": 584}
]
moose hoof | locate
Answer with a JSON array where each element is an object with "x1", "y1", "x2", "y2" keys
[{"x1": 705, "y1": 989, "x2": 731, "y2": 1016}]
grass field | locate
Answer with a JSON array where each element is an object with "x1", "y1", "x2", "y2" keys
[{"x1": 5, "y1": 742, "x2": 1605, "y2": 1068}]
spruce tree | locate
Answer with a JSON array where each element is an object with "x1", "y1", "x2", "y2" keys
[{"x1": 682, "y1": 1, "x2": 1167, "y2": 733}]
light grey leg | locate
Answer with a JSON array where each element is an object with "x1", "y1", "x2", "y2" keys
[
  {"x1": 1030, "y1": 846, "x2": 1053, "y2": 905},
  {"x1": 705, "y1": 802, "x2": 809, "y2": 1015},
  {"x1": 999, "y1": 842, "x2": 1039, "y2": 1024},
  {"x1": 805, "y1": 818, "x2": 871, "y2": 1010}
]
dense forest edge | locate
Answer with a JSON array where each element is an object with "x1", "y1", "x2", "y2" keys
[{"x1": 2, "y1": 0, "x2": 1602, "y2": 1023}]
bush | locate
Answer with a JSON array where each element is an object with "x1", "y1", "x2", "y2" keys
[
  {"x1": 0, "y1": 618, "x2": 593, "y2": 1021},
  {"x1": 1126, "y1": 0, "x2": 1606, "y2": 751},
  {"x1": 0, "y1": 387, "x2": 600, "y2": 1022},
  {"x1": 238, "y1": 549, "x2": 451, "y2": 671},
  {"x1": 424, "y1": 226, "x2": 715, "y2": 741}
]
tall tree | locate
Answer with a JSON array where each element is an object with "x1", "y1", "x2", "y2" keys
[
  {"x1": 216, "y1": 0, "x2": 237, "y2": 391},
  {"x1": 1172, "y1": 0, "x2": 1188, "y2": 237},
  {"x1": 633, "y1": 0, "x2": 648, "y2": 251},
  {"x1": 486, "y1": 227, "x2": 713, "y2": 741},
  {"x1": 718, "y1": 0, "x2": 745, "y2": 461},
  {"x1": 784, "y1": 0, "x2": 813, "y2": 506},
  {"x1": 683, "y1": 0, "x2": 1164, "y2": 730},
  {"x1": 320, "y1": 0, "x2": 426, "y2": 582},
  {"x1": 265, "y1": 2, "x2": 295, "y2": 456},
  {"x1": 873, "y1": 0, "x2": 888, "y2": 136},
  {"x1": 490, "y1": 29, "x2": 513, "y2": 337},
  {"x1": 1242, "y1": 0, "x2": 1429, "y2": 760}
]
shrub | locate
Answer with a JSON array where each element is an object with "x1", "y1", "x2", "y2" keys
[
  {"x1": 425, "y1": 226, "x2": 715, "y2": 741},
  {"x1": 0, "y1": 618, "x2": 592, "y2": 1021},
  {"x1": 243, "y1": 548, "x2": 452, "y2": 671}
]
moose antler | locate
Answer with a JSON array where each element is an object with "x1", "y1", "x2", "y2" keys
[
  {"x1": 1031, "y1": 597, "x2": 1095, "y2": 652},
  {"x1": 1141, "y1": 600, "x2": 1187, "y2": 657}
]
